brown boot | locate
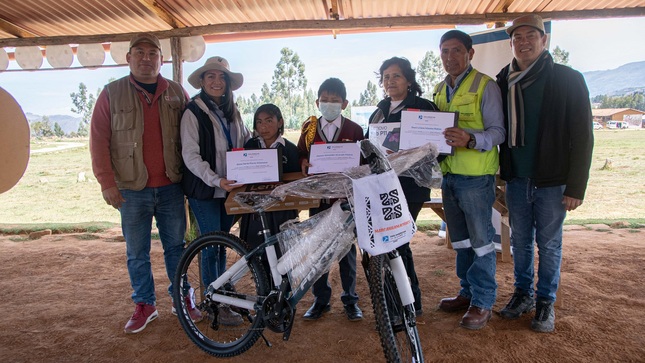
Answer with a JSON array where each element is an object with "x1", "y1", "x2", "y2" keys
[
  {"x1": 460, "y1": 306, "x2": 492, "y2": 330},
  {"x1": 438, "y1": 295, "x2": 471, "y2": 312}
]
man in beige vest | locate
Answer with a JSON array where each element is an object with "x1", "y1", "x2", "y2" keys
[{"x1": 90, "y1": 33, "x2": 200, "y2": 334}]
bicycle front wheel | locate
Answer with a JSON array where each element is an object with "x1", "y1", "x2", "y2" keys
[
  {"x1": 368, "y1": 253, "x2": 424, "y2": 363},
  {"x1": 173, "y1": 231, "x2": 270, "y2": 358}
]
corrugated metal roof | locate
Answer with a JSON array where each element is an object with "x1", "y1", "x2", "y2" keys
[
  {"x1": 1, "y1": 0, "x2": 643, "y2": 46},
  {"x1": 0, "y1": 0, "x2": 643, "y2": 70}
]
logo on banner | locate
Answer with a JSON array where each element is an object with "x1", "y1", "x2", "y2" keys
[{"x1": 380, "y1": 189, "x2": 402, "y2": 220}]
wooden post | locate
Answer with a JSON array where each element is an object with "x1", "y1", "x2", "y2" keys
[{"x1": 171, "y1": 37, "x2": 183, "y2": 84}]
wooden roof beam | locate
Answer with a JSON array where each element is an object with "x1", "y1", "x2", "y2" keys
[
  {"x1": 491, "y1": 0, "x2": 517, "y2": 27},
  {"x1": 1, "y1": 8, "x2": 643, "y2": 48},
  {"x1": 0, "y1": 17, "x2": 38, "y2": 39},
  {"x1": 136, "y1": 0, "x2": 187, "y2": 28}
]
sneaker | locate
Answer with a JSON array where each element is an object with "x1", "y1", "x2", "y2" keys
[
  {"x1": 500, "y1": 290, "x2": 535, "y2": 319},
  {"x1": 124, "y1": 303, "x2": 158, "y2": 334},
  {"x1": 171, "y1": 288, "x2": 203, "y2": 323},
  {"x1": 531, "y1": 299, "x2": 555, "y2": 333},
  {"x1": 219, "y1": 305, "x2": 244, "y2": 326}
]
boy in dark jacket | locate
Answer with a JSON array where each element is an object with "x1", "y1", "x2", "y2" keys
[{"x1": 297, "y1": 77, "x2": 364, "y2": 322}]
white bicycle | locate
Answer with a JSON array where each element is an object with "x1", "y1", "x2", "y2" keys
[{"x1": 173, "y1": 140, "x2": 440, "y2": 362}]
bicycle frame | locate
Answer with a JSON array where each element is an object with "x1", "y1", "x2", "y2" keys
[
  {"x1": 174, "y1": 140, "x2": 436, "y2": 361},
  {"x1": 204, "y1": 202, "x2": 357, "y2": 312}
]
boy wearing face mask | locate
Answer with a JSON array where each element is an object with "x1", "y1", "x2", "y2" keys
[{"x1": 297, "y1": 77, "x2": 365, "y2": 322}]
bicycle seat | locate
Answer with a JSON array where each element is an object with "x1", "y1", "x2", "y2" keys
[{"x1": 233, "y1": 192, "x2": 283, "y2": 211}]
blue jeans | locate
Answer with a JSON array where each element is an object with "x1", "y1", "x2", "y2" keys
[
  {"x1": 505, "y1": 178, "x2": 566, "y2": 303},
  {"x1": 120, "y1": 184, "x2": 186, "y2": 305},
  {"x1": 188, "y1": 198, "x2": 234, "y2": 287},
  {"x1": 442, "y1": 174, "x2": 497, "y2": 309}
]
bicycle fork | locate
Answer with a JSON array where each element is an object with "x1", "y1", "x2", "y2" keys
[
  {"x1": 362, "y1": 250, "x2": 415, "y2": 307},
  {"x1": 388, "y1": 252, "x2": 415, "y2": 306}
]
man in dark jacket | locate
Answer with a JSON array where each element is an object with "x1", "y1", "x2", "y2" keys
[{"x1": 496, "y1": 15, "x2": 594, "y2": 333}]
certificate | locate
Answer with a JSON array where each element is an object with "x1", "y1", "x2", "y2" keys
[
  {"x1": 226, "y1": 149, "x2": 280, "y2": 184},
  {"x1": 308, "y1": 142, "x2": 361, "y2": 174},
  {"x1": 368, "y1": 122, "x2": 401, "y2": 154},
  {"x1": 399, "y1": 110, "x2": 458, "y2": 155}
]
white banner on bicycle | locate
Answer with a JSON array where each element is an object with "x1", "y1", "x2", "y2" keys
[{"x1": 352, "y1": 169, "x2": 416, "y2": 255}]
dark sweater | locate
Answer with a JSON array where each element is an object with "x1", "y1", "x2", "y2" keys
[
  {"x1": 368, "y1": 92, "x2": 439, "y2": 203},
  {"x1": 496, "y1": 62, "x2": 594, "y2": 200},
  {"x1": 239, "y1": 137, "x2": 300, "y2": 250},
  {"x1": 297, "y1": 116, "x2": 365, "y2": 163}
]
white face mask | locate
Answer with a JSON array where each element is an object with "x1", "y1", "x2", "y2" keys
[{"x1": 319, "y1": 102, "x2": 343, "y2": 121}]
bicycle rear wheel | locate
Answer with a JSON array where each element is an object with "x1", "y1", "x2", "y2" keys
[
  {"x1": 173, "y1": 231, "x2": 270, "y2": 357},
  {"x1": 368, "y1": 253, "x2": 424, "y2": 363}
]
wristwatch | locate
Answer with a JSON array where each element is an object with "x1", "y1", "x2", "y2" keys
[{"x1": 466, "y1": 133, "x2": 476, "y2": 149}]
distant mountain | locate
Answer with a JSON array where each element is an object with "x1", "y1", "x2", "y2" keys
[
  {"x1": 25, "y1": 112, "x2": 82, "y2": 134},
  {"x1": 583, "y1": 61, "x2": 645, "y2": 98}
]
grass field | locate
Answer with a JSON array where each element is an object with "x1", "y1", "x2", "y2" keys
[{"x1": 1, "y1": 130, "x2": 643, "y2": 231}]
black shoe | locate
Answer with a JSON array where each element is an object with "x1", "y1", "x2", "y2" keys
[
  {"x1": 344, "y1": 303, "x2": 363, "y2": 321},
  {"x1": 500, "y1": 290, "x2": 535, "y2": 320},
  {"x1": 303, "y1": 302, "x2": 331, "y2": 320},
  {"x1": 531, "y1": 298, "x2": 555, "y2": 333}
]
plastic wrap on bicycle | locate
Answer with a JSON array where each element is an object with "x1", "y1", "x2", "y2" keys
[
  {"x1": 270, "y1": 141, "x2": 443, "y2": 202},
  {"x1": 275, "y1": 200, "x2": 355, "y2": 294}
]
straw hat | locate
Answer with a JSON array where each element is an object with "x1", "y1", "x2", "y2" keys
[{"x1": 188, "y1": 56, "x2": 243, "y2": 90}]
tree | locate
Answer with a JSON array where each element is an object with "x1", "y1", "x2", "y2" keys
[
  {"x1": 552, "y1": 46, "x2": 570, "y2": 66},
  {"x1": 249, "y1": 94, "x2": 260, "y2": 113},
  {"x1": 417, "y1": 51, "x2": 446, "y2": 97},
  {"x1": 31, "y1": 116, "x2": 54, "y2": 138},
  {"x1": 593, "y1": 92, "x2": 645, "y2": 110},
  {"x1": 259, "y1": 83, "x2": 273, "y2": 105},
  {"x1": 271, "y1": 48, "x2": 307, "y2": 126},
  {"x1": 70, "y1": 82, "x2": 97, "y2": 137},
  {"x1": 235, "y1": 95, "x2": 252, "y2": 115},
  {"x1": 53, "y1": 122, "x2": 65, "y2": 138},
  {"x1": 357, "y1": 80, "x2": 380, "y2": 106}
]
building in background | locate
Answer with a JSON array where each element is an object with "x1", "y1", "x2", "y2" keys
[{"x1": 592, "y1": 108, "x2": 645, "y2": 128}]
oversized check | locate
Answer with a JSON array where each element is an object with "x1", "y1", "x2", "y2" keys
[
  {"x1": 226, "y1": 148, "x2": 280, "y2": 184},
  {"x1": 399, "y1": 110, "x2": 458, "y2": 155},
  {"x1": 308, "y1": 142, "x2": 361, "y2": 174}
]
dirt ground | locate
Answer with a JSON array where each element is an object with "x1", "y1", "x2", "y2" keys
[{"x1": 1, "y1": 225, "x2": 644, "y2": 363}]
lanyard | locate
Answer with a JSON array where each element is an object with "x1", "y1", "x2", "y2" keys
[
  {"x1": 446, "y1": 66, "x2": 473, "y2": 103},
  {"x1": 212, "y1": 111, "x2": 233, "y2": 150},
  {"x1": 323, "y1": 122, "x2": 338, "y2": 142}
]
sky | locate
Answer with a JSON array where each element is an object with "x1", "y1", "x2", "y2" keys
[{"x1": 1, "y1": 16, "x2": 644, "y2": 117}]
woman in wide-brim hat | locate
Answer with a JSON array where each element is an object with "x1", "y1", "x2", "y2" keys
[{"x1": 179, "y1": 56, "x2": 251, "y2": 325}]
